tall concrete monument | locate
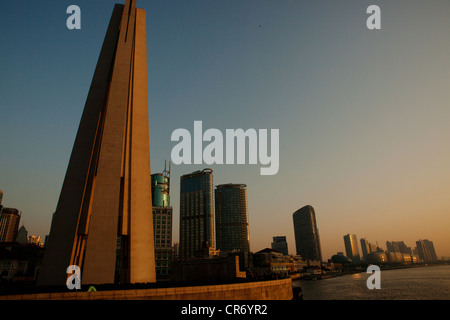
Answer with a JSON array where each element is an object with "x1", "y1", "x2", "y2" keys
[{"x1": 38, "y1": 0, "x2": 155, "y2": 286}]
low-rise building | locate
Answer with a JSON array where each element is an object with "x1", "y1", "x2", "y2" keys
[
  {"x1": 252, "y1": 248, "x2": 292, "y2": 278},
  {"x1": 171, "y1": 255, "x2": 246, "y2": 282},
  {"x1": 0, "y1": 243, "x2": 44, "y2": 283}
]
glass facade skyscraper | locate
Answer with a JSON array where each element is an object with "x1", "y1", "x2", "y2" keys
[
  {"x1": 151, "y1": 173, "x2": 170, "y2": 207},
  {"x1": 215, "y1": 184, "x2": 250, "y2": 254},
  {"x1": 179, "y1": 168, "x2": 214, "y2": 258},
  {"x1": 343, "y1": 234, "x2": 361, "y2": 264},
  {"x1": 292, "y1": 205, "x2": 322, "y2": 262},
  {"x1": 151, "y1": 164, "x2": 173, "y2": 279},
  {"x1": 271, "y1": 236, "x2": 289, "y2": 256}
]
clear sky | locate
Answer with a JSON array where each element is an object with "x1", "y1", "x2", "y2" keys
[{"x1": 1, "y1": 0, "x2": 449, "y2": 260}]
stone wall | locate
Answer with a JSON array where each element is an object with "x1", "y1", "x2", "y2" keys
[{"x1": 0, "y1": 278, "x2": 293, "y2": 300}]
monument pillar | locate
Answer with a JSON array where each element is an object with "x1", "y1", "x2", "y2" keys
[{"x1": 38, "y1": 0, "x2": 155, "y2": 286}]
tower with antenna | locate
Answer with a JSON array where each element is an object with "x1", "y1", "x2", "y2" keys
[{"x1": 151, "y1": 160, "x2": 173, "y2": 280}]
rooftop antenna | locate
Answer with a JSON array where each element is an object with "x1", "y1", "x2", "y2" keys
[{"x1": 163, "y1": 160, "x2": 171, "y2": 196}]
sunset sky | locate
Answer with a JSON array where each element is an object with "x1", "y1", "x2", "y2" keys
[{"x1": 1, "y1": 0, "x2": 449, "y2": 260}]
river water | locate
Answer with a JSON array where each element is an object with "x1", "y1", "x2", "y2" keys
[{"x1": 292, "y1": 265, "x2": 450, "y2": 300}]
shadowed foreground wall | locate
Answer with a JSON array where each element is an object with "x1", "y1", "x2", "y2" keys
[{"x1": 0, "y1": 279, "x2": 293, "y2": 300}]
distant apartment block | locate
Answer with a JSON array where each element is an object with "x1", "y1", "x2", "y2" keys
[
  {"x1": 360, "y1": 238, "x2": 380, "y2": 262},
  {"x1": 415, "y1": 239, "x2": 438, "y2": 262},
  {"x1": 271, "y1": 236, "x2": 289, "y2": 256},
  {"x1": 386, "y1": 241, "x2": 412, "y2": 255}
]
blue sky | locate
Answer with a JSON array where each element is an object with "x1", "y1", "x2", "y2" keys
[{"x1": 1, "y1": 0, "x2": 449, "y2": 259}]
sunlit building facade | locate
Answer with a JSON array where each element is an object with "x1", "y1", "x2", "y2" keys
[{"x1": 343, "y1": 234, "x2": 361, "y2": 264}]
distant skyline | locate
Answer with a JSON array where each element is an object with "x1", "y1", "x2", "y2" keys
[{"x1": 1, "y1": 0, "x2": 449, "y2": 260}]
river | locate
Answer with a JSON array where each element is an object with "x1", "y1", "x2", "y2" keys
[{"x1": 292, "y1": 265, "x2": 450, "y2": 300}]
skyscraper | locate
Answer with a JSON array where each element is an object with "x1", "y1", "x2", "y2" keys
[
  {"x1": 38, "y1": 0, "x2": 155, "y2": 286},
  {"x1": 215, "y1": 184, "x2": 250, "y2": 254},
  {"x1": 271, "y1": 236, "x2": 289, "y2": 256},
  {"x1": 360, "y1": 238, "x2": 370, "y2": 262},
  {"x1": 151, "y1": 163, "x2": 173, "y2": 280},
  {"x1": 292, "y1": 205, "x2": 322, "y2": 262},
  {"x1": 360, "y1": 238, "x2": 379, "y2": 261},
  {"x1": 0, "y1": 207, "x2": 21, "y2": 243},
  {"x1": 151, "y1": 166, "x2": 171, "y2": 208},
  {"x1": 344, "y1": 234, "x2": 361, "y2": 264},
  {"x1": 16, "y1": 225, "x2": 28, "y2": 244},
  {"x1": 179, "y1": 169, "x2": 214, "y2": 259},
  {"x1": 415, "y1": 239, "x2": 438, "y2": 262},
  {"x1": 386, "y1": 241, "x2": 412, "y2": 255}
]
